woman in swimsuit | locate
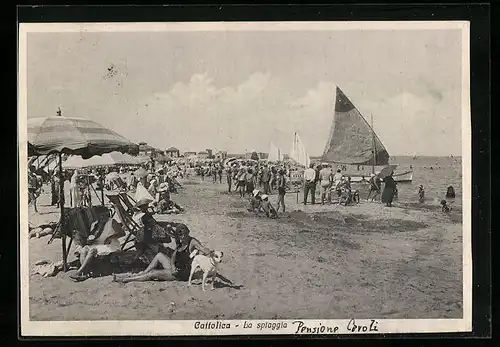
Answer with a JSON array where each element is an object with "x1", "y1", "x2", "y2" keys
[{"x1": 113, "y1": 224, "x2": 213, "y2": 283}]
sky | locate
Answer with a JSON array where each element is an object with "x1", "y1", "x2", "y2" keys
[{"x1": 26, "y1": 28, "x2": 464, "y2": 156}]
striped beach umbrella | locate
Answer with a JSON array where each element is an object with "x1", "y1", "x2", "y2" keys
[
  {"x1": 27, "y1": 115, "x2": 139, "y2": 159},
  {"x1": 27, "y1": 113, "x2": 138, "y2": 272}
]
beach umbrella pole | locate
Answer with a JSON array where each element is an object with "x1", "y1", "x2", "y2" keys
[
  {"x1": 58, "y1": 152, "x2": 68, "y2": 272},
  {"x1": 87, "y1": 175, "x2": 92, "y2": 207},
  {"x1": 100, "y1": 172, "x2": 105, "y2": 206}
]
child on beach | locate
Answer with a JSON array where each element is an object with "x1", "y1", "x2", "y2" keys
[
  {"x1": 418, "y1": 185, "x2": 425, "y2": 203},
  {"x1": 260, "y1": 194, "x2": 278, "y2": 218},
  {"x1": 248, "y1": 189, "x2": 262, "y2": 213},
  {"x1": 440, "y1": 200, "x2": 451, "y2": 213}
]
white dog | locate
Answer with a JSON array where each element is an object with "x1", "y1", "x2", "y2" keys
[{"x1": 188, "y1": 250, "x2": 224, "y2": 291}]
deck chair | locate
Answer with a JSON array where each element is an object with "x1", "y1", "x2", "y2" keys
[
  {"x1": 118, "y1": 191, "x2": 156, "y2": 215},
  {"x1": 49, "y1": 205, "x2": 111, "y2": 259},
  {"x1": 118, "y1": 192, "x2": 136, "y2": 215},
  {"x1": 106, "y1": 193, "x2": 141, "y2": 251}
]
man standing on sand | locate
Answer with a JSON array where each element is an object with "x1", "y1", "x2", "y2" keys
[
  {"x1": 367, "y1": 173, "x2": 382, "y2": 201},
  {"x1": 226, "y1": 166, "x2": 232, "y2": 192},
  {"x1": 211, "y1": 164, "x2": 217, "y2": 184},
  {"x1": 276, "y1": 170, "x2": 287, "y2": 213},
  {"x1": 303, "y1": 163, "x2": 316, "y2": 205},
  {"x1": 319, "y1": 163, "x2": 333, "y2": 204},
  {"x1": 28, "y1": 165, "x2": 41, "y2": 213},
  {"x1": 218, "y1": 165, "x2": 223, "y2": 184},
  {"x1": 261, "y1": 164, "x2": 271, "y2": 195}
]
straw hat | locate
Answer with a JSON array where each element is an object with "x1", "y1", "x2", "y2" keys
[
  {"x1": 158, "y1": 182, "x2": 169, "y2": 192},
  {"x1": 134, "y1": 198, "x2": 152, "y2": 208},
  {"x1": 252, "y1": 189, "x2": 260, "y2": 197}
]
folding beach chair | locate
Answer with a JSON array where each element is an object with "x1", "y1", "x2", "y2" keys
[
  {"x1": 119, "y1": 191, "x2": 156, "y2": 215},
  {"x1": 48, "y1": 205, "x2": 112, "y2": 258},
  {"x1": 118, "y1": 192, "x2": 136, "y2": 215},
  {"x1": 106, "y1": 193, "x2": 141, "y2": 251}
]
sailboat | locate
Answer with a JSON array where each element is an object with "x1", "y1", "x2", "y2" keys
[
  {"x1": 267, "y1": 142, "x2": 284, "y2": 162},
  {"x1": 322, "y1": 86, "x2": 413, "y2": 183},
  {"x1": 289, "y1": 132, "x2": 311, "y2": 168}
]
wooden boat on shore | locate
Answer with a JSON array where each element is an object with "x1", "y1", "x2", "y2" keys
[
  {"x1": 345, "y1": 165, "x2": 414, "y2": 184},
  {"x1": 321, "y1": 86, "x2": 413, "y2": 183}
]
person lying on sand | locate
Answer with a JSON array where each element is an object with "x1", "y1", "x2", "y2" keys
[{"x1": 113, "y1": 225, "x2": 212, "y2": 283}]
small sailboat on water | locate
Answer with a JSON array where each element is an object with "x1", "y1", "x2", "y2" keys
[
  {"x1": 289, "y1": 132, "x2": 311, "y2": 168},
  {"x1": 321, "y1": 86, "x2": 413, "y2": 183},
  {"x1": 267, "y1": 141, "x2": 284, "y2": 162}
]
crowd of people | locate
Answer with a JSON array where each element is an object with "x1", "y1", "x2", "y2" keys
[{"x1": 29, "y1": 156, "x2": 456, "y2": 285}]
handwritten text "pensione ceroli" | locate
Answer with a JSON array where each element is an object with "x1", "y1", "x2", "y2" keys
[{"x1": 292, "y1": 319, "x2": 379, "y2": 334}]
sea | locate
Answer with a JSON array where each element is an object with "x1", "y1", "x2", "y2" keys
[{"x1": 385, "y1": 156, "x2": 463, "y2": 209}]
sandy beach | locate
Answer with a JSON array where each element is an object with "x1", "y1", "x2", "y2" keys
[{"x1": 27, "y1": 178, "x2": 463, "y2": 321}]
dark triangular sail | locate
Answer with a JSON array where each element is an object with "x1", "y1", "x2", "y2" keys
[{"x1": 322, "y1": 86, "x2": 389, "y2": 165}]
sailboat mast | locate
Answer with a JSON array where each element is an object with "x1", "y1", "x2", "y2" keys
[{"x1": 371, "y1": 114, "x2": 376, "y2": 174}]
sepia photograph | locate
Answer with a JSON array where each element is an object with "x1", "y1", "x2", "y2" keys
[{"x1": 19, "y1": 21, "x2": 471, "y2": 336}]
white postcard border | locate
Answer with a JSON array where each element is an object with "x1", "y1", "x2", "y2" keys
[{"x1": 18, "y1": 21, "x2": 472, "y2": 337}]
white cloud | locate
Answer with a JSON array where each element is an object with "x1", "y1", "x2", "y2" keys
[
  {"x1": 358, "y1": 91, "x2": 461, "y2": 156},
  {"x1": 133, "y1": 72, "x2": 285, "y2": 153},
  {"x1": 112, "y1": 73, "x2": 460, "y2": 157}
]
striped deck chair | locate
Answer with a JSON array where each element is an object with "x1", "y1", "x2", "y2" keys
[
  {"x1": 108, "y1": 193, "x2": 180, "y2": 247},
  {"x1": 119, "y1": 191, "x2": 156, "y2": 215},
  {"x1": 118, "y1": 192, "x2": 136, "y2": 215},
  {"x1": 106, "y1": 193, "x2": 142, "y2": 251},
  {"x1": 49, "y1": 205, "x2": 111, "y2": 253}
]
